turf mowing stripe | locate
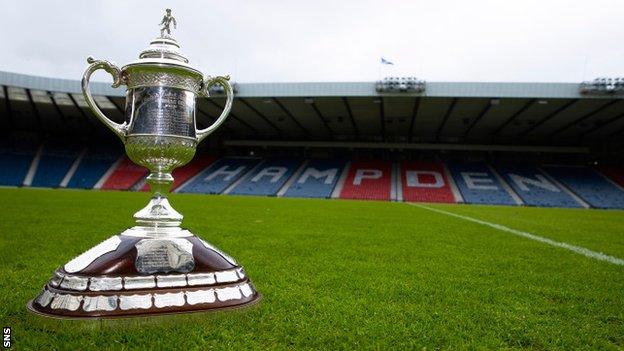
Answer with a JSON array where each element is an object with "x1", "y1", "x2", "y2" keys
[{"x1": 408, "y1": 203, "x2": 624, "y2": 266}]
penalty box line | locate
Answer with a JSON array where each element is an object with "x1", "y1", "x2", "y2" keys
[{"x1": 407, "y1": 203, "x2": 624, "y2": 267}]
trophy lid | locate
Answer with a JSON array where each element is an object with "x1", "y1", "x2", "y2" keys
[
  {"x1": 122, "y1": 9, "x2": 201, "y2": 75},
  {"x1": 139, "y1": 37, "x2": 189, "y2": 63}
]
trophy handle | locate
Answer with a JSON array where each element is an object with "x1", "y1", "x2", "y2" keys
[
  {"x1": 81, "y1": 56, "x2": 127, "y2": 140},
  {"x1": 196, "y1": 75, "x2": 233, "y2": 143}
]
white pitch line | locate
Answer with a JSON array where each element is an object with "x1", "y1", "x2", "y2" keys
[{"x1": 408, "y1": 203, "x2": 624, "y2": 266}]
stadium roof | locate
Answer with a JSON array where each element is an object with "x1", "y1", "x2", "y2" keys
[{"x1": 1, "y1": 71, "x2": 623, "y2": 153}]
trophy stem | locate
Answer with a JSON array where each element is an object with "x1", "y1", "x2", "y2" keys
[{"x1": 133, "y1": 171, "x2": 183, "y2": 227}]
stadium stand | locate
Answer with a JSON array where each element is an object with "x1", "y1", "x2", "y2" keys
[
  {"x1": 177, "y1": 157, "x2": 261, "y2": 194},
  {"x1": 447, "y1": 162, "x2": 517, "y2": 205},
  {"x1": 283, "y1": 159, "x2": 346, "y2": 198},
  {"x1": 100, "y1": 157, "x2": 148, "y2": 190},
  {"x1": 2, "y1": 72, "x2": 624, "y2": 210},
  {"x1": 30, "y1": 142, "x2": 81, "y2": 188},
  {"x1": 401, "y1": 161, "x2": 456, "y2": 203},
  {"x1": 495, "y1": 164, "x2": 581, "y2": 208},
  {"x1": 339, "y1": 160, "x2": 392, "y2": 200},
  {"x1": 542, "y1": 166, "x2": 624, "y2": 209},
  {"x1": 140, "y1": 154, "x2": 216, "y2": 192},
  {"x1": 597, "y1": 166, "x2": 624, "y2": 189},
  {"x1": 66, "y1": 146, "x2": 122, "y2": 189},
  {"x1": 0, "y1": 142, "x2": 36, "y2": 186},
  {"x1": 229, "y1": 158, "x2": 302, "y2": 196}
]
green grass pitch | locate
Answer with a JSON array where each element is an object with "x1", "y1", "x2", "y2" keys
[{"x1": 0, "y1": 187, "x2": 623, "y2": 350}]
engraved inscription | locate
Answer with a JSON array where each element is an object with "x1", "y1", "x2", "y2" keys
[
  {"x1": 129, "y1": 86, "x2": 195, "y2": 137},
  {"x1": 135, "y1": 238, "x2": 195, "y2": 274}
]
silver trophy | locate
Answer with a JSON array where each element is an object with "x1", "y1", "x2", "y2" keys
[{"x1": 28, "y1": 10, "x2": 260, "y2": 319}]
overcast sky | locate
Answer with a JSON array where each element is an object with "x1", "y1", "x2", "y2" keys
[{"x1": 1, "y1": 0, "x2": 622, "y2": 83}]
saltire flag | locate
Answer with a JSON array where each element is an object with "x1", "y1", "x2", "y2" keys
[{"x1": 381, "y1": 57, "x2": 394, "y2": 65}]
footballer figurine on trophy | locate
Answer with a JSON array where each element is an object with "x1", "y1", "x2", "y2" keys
[{"x1": 28, "y1": 9, "x2": 260, "y2": 318}]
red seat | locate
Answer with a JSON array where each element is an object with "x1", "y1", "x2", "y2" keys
[
  {"x1": 597, "y1": 166, "x2": 624, "y2": 188},
  {"x1": 339, "y1": 160, "x2": 392, "y2": 200},
  {"x1": 401, "y1": 161, "x2": 456, "y2": 203},
  {"x1": 101, "y1": 157, "x2": 148, "y2": 190}
]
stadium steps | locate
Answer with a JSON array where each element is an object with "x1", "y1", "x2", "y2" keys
[
  {"x1": 542, "y1": 166, "x2": 624, "y2": 209},
  {"x1": 447, "y1": 161, "x2": 517, "y2": 206},
  {"x1": 30, "y1": 143, "x2": 82, "y2": 188},
  {"x1": 66, "y1": 146, "x2": 122, "y2": 189},
  {"x1": 283, "y1": 159, "x2": 347, "y2": 198},
  {"x1": 0, "y1": 144, "x2": 36, "y2": 187},
  {"x1": 177, "y1": 157, "x2": 262, "y2": 194},
  {"x1": 401, "y1": 161, "x2": 457, "y2": 203},
  {"x1": 494, "y1": 164, "x2": 583, "y2": 208},
  {"x1": 339, "y1": 160, "x2": 392, "y2": 201},
  {"x1": 597, "y1": 166, "x2": 624, "y2": 189},
  {"x1": 99, "y1": 157, "x2": 148, "y2": 191},
  {"x1": 229, "y1": 158, "x2": 303, "y2": 196}
]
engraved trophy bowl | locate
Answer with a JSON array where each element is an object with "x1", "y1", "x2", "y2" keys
[{"x1": 28, "y1": 10, "x2": 261, "y2": 319}]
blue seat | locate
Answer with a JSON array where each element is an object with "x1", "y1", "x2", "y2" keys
[
  {"x1": 543, "y1": 166, "x2": 624, "y2": 209},
  {"x1": 67, "y1": 146, "x2": 122, "y2": 189},
  {"x1": 177, "y1": 158, "x2": 261, "y2": 194},
  {"x1": 0, "y1": 148, "x2": 34, "y2": 186},
  {"x1": 284, "y1": 159, "x2": 346, "y2": 198},
  {"x1": 31, "y1": 144, "x2": 82, "y2": 188},
  {"x1": 230, "y1": 158, "x2": 302, "y2": 196},
  {"x1": 447, "y1": 162, "x2": 516, "y2": 205},
  {"x1": 495, "y1": 164, "x2": 581, "y2": 208}
]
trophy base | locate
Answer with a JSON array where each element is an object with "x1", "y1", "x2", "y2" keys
[{"x1": 27, "y1": 229, "x2": 261, "y2": 319}]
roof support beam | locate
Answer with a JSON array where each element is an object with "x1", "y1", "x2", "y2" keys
[
  {"x1": 67, "y1": 93, "x2": 96, "y2": 136},
  {"x1": 464, "y1": 100, "x2": 493, "y2": 138},
  {"x1": 608, "y1": 123, "x2": 624, "y2": 139},
  {"x1": 205, "y1": 99, "x2": 257, "y2": 133},
  {"x1": 238, "y1": 98, "x2": 282, "y2": 135},
  {"x1": 342, "y1": 97, "x2": 359, "y2": 140},
  {"x1": 25, "y1": 89, "x2": 43, "y2": 137},
  {"x1": 310, "y1": 101, "x2": 333, "y2": 139},
  {"x1": 272, "y1": 98, "x2": 310, "y2": 137},
  {"x1": 3, "y1": 85, "x2": 14, "y2": 131},
  {"x1": 435, "y1": 98, "x2": 458, "y2": 142},
  {"x1": 48, "y1": 91, "x2": 72, "y2": 134},
  {"x1": 516, "y1": 99, "x2": 577, "y2": 140},
  {"x1": 196, "y1": 106, "x2": 234, "y2": 134},
  {"x1": 580, "y1": 111, "x2": 624, "y2": 139},
  {"x1": 490, "y1": 99, "x2": 535, "y2": 138},
  {"x1": 408, "y1": 97, "x2": 421, "y2": 142},
  {"x1": 548, "y1": 99, "x2": 619, "y2": 138}
]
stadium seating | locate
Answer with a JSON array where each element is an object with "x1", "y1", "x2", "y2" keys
[
  {"x1": 100, "y1": 157, "x2": 148, "y2": 190},
  {"x1": 401, "y1": 161, "x2": 456, "y2": 203},
  {"x1": 5, "y1": 149, "x2": 624, "y2": 210},
  {"x1": 31, "y1": 143, "x2": 81, "y2": 188},
  {"x1": 597, "y1": 166, "x2": 624, "y2": 189},
  {"x1": 542, "y1": 166, "x2": 624, "y2": 209},
  {"x1": 229, "y1": 158, "x2": 302, "y2": 196},
  {"x1": 339, "y1": 160, "x2": 392, "y2": 200},
  {"x1": 177, "y1": 157, "x2": 261, "y2": 194},
  {"x1": 140, "y1": 154, "x2": 216, "y2": 192},
  {"x1": 447, "y1": 162, "x2": 516, "y2": 205},
  {"x1": 66, "y1": 146, "x2": 122, "y2": 189},
  {"x1": 0, "y1": 144, "x2": 35, "y2": 186},
  {"x1": 495, "y1": 164, "x2": 581, "y2": 208},
  {"x1": 284, "y1": 159, "x2": 346, "y2": 198}
]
